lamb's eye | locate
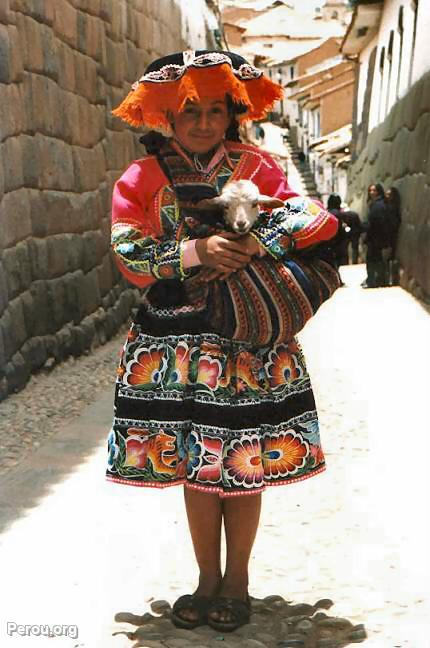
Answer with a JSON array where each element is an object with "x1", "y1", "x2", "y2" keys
[{"x1": 252, "y1": 201, "x2": 258, "y2": 208}]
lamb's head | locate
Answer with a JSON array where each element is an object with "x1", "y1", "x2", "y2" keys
[{"x1": 195, "y1": 180, "x2": 284, "y2": 234}]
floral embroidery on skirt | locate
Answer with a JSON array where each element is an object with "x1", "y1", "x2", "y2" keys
[{"x1": 105, "y1": 322, "x2": 325, "y2": 497}]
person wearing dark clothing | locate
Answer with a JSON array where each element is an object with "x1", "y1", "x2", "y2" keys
[
  {"x1": 384, "y1": 187, "x2": 402, "y2": 285},
  {"x1": 298, "y1": 150, "x2": 306, "y2": 170},
  {"x1": 326, "y1": 194, "x2": 348, "y2": 267},
  {"x1": 362, "y1": 183, "x2": 388, "y2": 288},
  {"x1": 341, "y1": 209, "x2": 362, "y2": 264}
]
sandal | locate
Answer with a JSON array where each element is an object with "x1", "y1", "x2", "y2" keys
[
  {"x1": 171, "y1": 593, "x2": 211, "y2": 630},
  {"x1": 207, "y1": 595, "x2": 251, "y2": 632}
]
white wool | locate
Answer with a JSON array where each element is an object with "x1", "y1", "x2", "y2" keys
[{"x1": 220, "y1": 180, "x2": 261, "y2": 234}]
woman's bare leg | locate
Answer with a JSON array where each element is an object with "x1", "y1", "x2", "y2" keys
[
  {"x1": 178, "y1": 487, "x2": 223, "y2": 622},
  {"x1": 209, "y1": 493, "x2": 262, "y2": 623}
]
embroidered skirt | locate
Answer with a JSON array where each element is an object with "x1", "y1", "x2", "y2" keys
[{"x1": 105, "y1": 308, "x2": 326, "y2": 497}]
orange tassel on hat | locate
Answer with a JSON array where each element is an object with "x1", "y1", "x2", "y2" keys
[{"x1": 112, "y1": 51, "x2": 283, "y2": 132}]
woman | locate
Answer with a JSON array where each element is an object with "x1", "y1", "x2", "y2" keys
[
  {"x1": 106, "y1": 50, "x2": 339, "y2": 632},
  {"x1": 362, "y1": 183, "x2": 387, "y2": 288},
  {"x1": 384, "y1": 187, "x2": 401, "y2": 285}
]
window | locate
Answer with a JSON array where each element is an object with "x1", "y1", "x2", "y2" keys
[
  {"x1": 385, "y1": 30, "x2": 394, "y2": 116},
  {"x1": 396, "y1": 7, "x2": 404, "y2": 99},
  {"x1": 332, "y1": 10, "x2": 338, "y2": 19},
  {"x1": 408, "y1": 0, "x2": 419, "y2": 87},
  {"x1": 378, "y1": 46, "x2": 385, "y2": 123},
  {"x1": 290, "y1": 65, "x2": 295, "y2": 79}
]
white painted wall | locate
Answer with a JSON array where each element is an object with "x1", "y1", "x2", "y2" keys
[
  {"x1": 179, "y1": 0, "x2": 218, "y2": 49},
  {"x1": 357, "y1": 0, "x2": 428, "y2": 132},
  {"x1": 411, "y1": 0, "x2": 430, "y2": 84},
  {"x1": 355, "y1": 36, "x2": 378, "y2": 126}
]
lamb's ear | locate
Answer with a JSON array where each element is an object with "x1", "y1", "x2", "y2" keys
[
  {"x1": 195, "y1": 196, "x2": 226, "y2": 210},
  {"x1": 258, "y1": 195, "x2": 285, "y2": 208}
]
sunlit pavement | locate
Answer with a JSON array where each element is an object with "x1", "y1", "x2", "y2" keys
[{"x1": 0, "y1": 265, "x2": 429, "y2": 647}]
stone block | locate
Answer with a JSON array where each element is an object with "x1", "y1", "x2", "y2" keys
[
  {"x1": 11, "y1": 0, "x2": 54, "y2": 25},
  {"x1": 44, "y1": 332, "x2": 60, "y2": 360},
  {"x1": 57, "y1": 40, "x2": 76, "y2": 93},
  {"x1": 53, "y1": 0, "x2": 78, "y2": 48},
  {"x1": 71, "y1": 323, "x2": 91, "y2": 355},
  {"x1": 106, "y1": 85, "x2": 130, "y2": 131},
  {"x1": 95, "y1": 76, "x2": 107, "y2": 105},
  {"x1": 72, "y1": 147, "x2": 100, "y2": 192},
  {"x1": 46, "y1": 276, "x2": 68, "y2": 329},
  {"x1": 0, "y1": 24, "x2": 22, "y2": 83},
  {"x1": 28, "y1": 237, "x2": 49, "y2": 280},
  {"x1": 20, "y1": 336, "x2": 48, "y2": 372},
  {"x1": 73, "y1": 0, "x2": 101, "y2": 17},
  {"x1": 3, "y1": 296, "x2": 28, "y2": 353},
  {"x1": 1, "y1": 136, "x2": 23, "y2": 193},
  {"x1": 80, "y1": 267, "x2": 102, "y2": 316},
  {"x1": 4, "y1": 351, "x2": 30, "y2": 393},
  {"x1": 0, "y1": 325, "x2": 6, "y2": 377},
  {"x1": 66, "y1": 234, "x2": 85, "y2": 273},
  {"x1": 81, "y1": 230, "x2": 99, "y2": 273},
  {"x1": 20, "y1": 134, "x2": 42, "y2": 188},
  {"x1": 2, "y1": 241, "x2": 32, "y2": 300},
  {"x1": 41, "y1": 22, "x2": 59, "y2": 81},
  {"x1": 418, "y1": 71, "x2": 430, "y2": 118},
  {"x1": 104, "y1": 129, "x2": 134, "y2": 171},
  {"x1": 37, "y1": 192, "x2": 68, "y2": 237},
  {"x1": 124, "y1": 4, "x2": 135, "y2": 42},
  {"x1": 0, "y1": 149, "x2": 4, "y2": 199},
  {"x1": 77, "y1": 11, "x2": 104, "y2": 61},
  {"x1": 404, "y1": 79, "x2": 423, "y2": 131},
  {"x1": 63, "y1": 270, "x2": 84, "y2": 324},
  {"x1": 0, "y1": 0, "x2": 11, "y2": 24},
  {"x1": 408, "y1": 112, "x2": 430, "y2": 176},
  {"x1": 99, "y1": 181, "x2": 110, "y2": 215},
  {"x1": 39, "y1": 136, "x2": 75, "y2": 190},
  {"x1": 46, "y1": 235, "x2": 71, "y2": 278},
  {"x1": 75, "y1": 98, "x2": 103, "y2": 147},
  {"x1": 22, "y1": 73, "x2": 62, "y2": 139},
  {"x1": 100, "y1": 0, "x2": 113, "y2": 24},
  {"x1": 104, "y1": 37, "x2": 126, "y2": 86},
  {"x1": 0, "y1": 261, "x2": 7, "y2": 315},
  {"x1": 56, "y1": 323, "x2": 75, "y2": 360},
  {"x1": 95, "y1": 229, "x2": 109, "y2": 261},
  {"x1": 58, "y1": 89, "x2": 79, "y2": 145},
  {"x1": 413, "y1": 181, "x2": 430, "y2": 228},
  {"x1": 98, "y1": 253, "x2": 113, "y2": 296},
  {"x1": 391, "y1": 128, "x2": 410, "y2": 179},
  {"x1": 26, "y1": 281, "x2": 51, "y2": 335},
  {"x1": 110, "y1": 0, "x2": 126, "y2": 42},
  {"x1": 0, "y1": 188, "x2": 31, "y2": 249},
  {"x1": 16, "y1": 14, "x2": 43, "y2": 74},
  {"x1": 74, "y1": 51, "x2": 97, "y2": 102}
]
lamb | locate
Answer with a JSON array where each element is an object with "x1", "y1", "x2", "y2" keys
[{"x1": 196, "y1": 179, "x2": 284, "y2": 234}]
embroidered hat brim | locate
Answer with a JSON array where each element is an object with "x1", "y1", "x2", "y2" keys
[{"x1": 111, "y1": 50, "x2": 283, "y2": 131}]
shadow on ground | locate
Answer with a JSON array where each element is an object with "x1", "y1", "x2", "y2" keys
[{"x1": 111, "y1": 595, "x2": 367, "y2": 647}]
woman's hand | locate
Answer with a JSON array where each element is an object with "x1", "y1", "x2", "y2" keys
[
  {"x1": 195, "y1": 231, "x2": 252, "y2": 274},
  {"x1": 195, "y1": 232, "x2": 264, "y2": 280}
]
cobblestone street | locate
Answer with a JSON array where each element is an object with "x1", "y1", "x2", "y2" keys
[{"x1": 0, "y1": 265, "x2": 429, "y2": 647}]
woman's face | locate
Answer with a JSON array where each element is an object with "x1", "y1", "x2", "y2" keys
[
  {"x1": 368, "y1": 185, "x2": 379, "y2": 201},
  {"x1": 170, "y1": 97, "x2": 231, "y2": 154}
]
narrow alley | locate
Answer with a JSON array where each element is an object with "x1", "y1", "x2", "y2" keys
[{"x1": 0, "y1": 264, "x2": 428, "y2": 648}]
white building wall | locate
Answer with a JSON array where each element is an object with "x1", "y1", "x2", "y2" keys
[
  {"x1": 356, "y1": 36, "x2": 378, "y2": 125},
  {"x1": 179, "y1": 0, "x2": 218, "y2": 49},
  {"x1": 411, "y1": 0, "x2": 430, "y2": 84},
  {"x1": 364, "y1": 0, "x2": 427, "y2": 132}
]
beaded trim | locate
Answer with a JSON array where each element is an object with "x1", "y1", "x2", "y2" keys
[{"x1": 132, "y1": 52, "x2": 263, "y2": 89}]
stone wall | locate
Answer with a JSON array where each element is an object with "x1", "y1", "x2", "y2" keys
[
  {"x1": 347, "y1": 70, "x2": 430, "y2": 303},
  {"x1": 0, "y1": 0, "x2": 216, "y2": 400}
]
